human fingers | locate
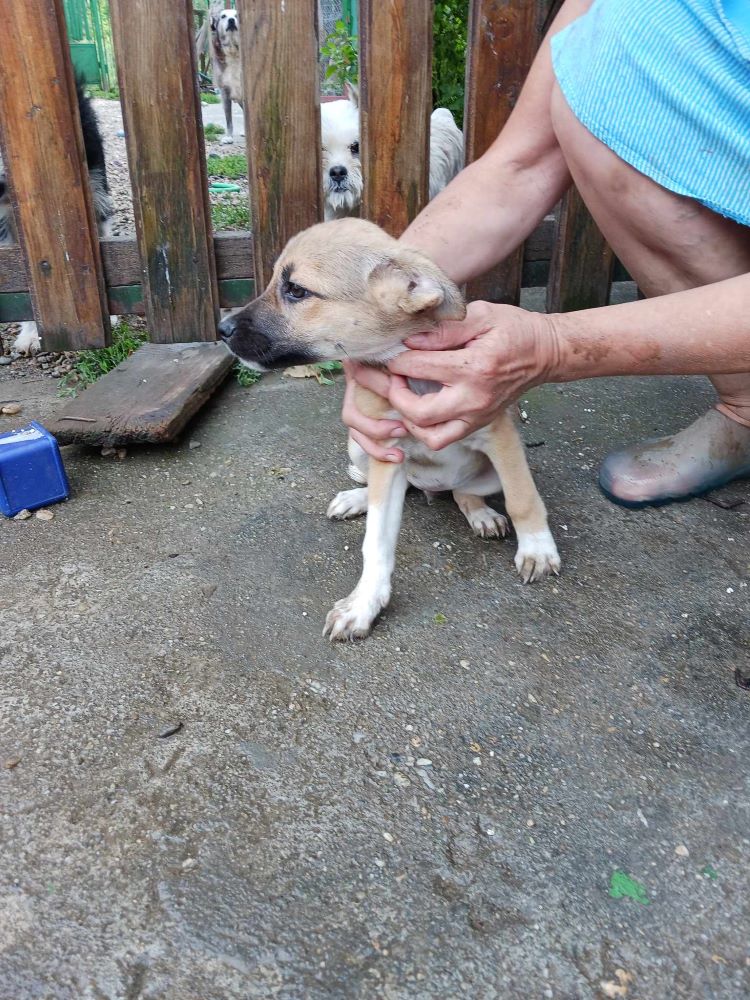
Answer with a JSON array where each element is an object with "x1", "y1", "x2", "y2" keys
[
  {"x1": 401, "y1": 416, "x2": 476, "y2": 450},
  {"x1": 341, "y1": 381, "x2": 408, "y2": 441},
  {"x1": 404, "y1": 301, "x2": 494, "y2": 350},
  {"x1": 350, "y1": 428, "x2": 405, "y2": 464},
  {"x1": 343, "y1": 359, "x2": 392, "y2": 399}
]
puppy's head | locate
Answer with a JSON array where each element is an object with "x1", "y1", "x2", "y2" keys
[
  {"x1": 212, "y1": 8, "x2": 240, "y2": 54},
  {"x1": 219, "y1": 217, "x2": 465, "y2": 371},
  {"x1": 320, "y1": 85, "x2": 362, "y2": 217}
]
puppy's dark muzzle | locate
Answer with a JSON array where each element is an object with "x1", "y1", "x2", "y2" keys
[
  {"x1": 226, "y1": 18, "x2": 237, "y2": 30},
  {"x1": 218, "y1": 313, "x2": 315, "y2": 370}
]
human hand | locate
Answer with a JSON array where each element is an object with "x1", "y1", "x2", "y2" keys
[
  {"x1": 341, "y1": 301, "x2": 558, "y2": 456},
  {"x1": 385, "y1": 301, "x2": 557, "y2": 449},
  {"x1": 341, "y1": 360, "x2": 409, "y2": 463}
]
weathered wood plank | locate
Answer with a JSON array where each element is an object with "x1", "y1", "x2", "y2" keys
[
  {"x1": 237, "y1": 0, "x2": 321, "y2": 290},
  {"x1": 0, "y1": 232, "x2": 255, "y2": 293},
  {"x1": 46, "y1": 342, "x2": 234, "y2": 445},
  {"x1": 0, "y1": 0, "x2": 109, "y2": 350},
  {"x1": 0, "y1": 278, "x2": 256, "y2": 323},
  {"x1": 546, "y1": 185, "x2": 614, "y2": 312},
  {"x1": 109, "y1": 0, "x2": 218, "y2": 342},
  {"x1": 359, "y1": 0, "x2": 433, "y2": 235},
  {"x1": 464, "y1": 0, "x2": 559, "y2": 305}
]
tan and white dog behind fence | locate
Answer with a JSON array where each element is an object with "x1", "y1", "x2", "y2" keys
[
  {"x1": 196, "y1": 4, "x2": 242, "y2": 143},
  {"x1": 219, "y1": 218, "x2": 560, "y2": 641}
]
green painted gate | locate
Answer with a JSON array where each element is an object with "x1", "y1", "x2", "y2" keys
[{"x1": 63, "y1": 0, "x2": 112, "y2": 90}]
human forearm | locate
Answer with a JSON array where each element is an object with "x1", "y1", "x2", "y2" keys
[
  {"x1": 549, "y1": 273, "x2": 750, "y2": 382},
  {"x1": 400, "y1": 149, "x2": 570, "y2": 285},
  {"x1": 399, "y1": 0, "x2": 594, "y2": 283}
]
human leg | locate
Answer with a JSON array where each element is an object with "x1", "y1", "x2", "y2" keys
[{"x1": 549, "y1": 82, "x2": 750, "y2": 505}]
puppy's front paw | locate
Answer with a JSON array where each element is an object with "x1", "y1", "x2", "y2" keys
[
  {"x1": 219, "y1": 134, "x2": 234, "y2": 145},
  {"x1": 327, "y1": 487, "x2": 368, "y2": 520},
  {"x1": 514, "y1": 530, "x2": 561, "y2": 583},
  {"x1": 323, "y1": 589, "x2": 388, "y2": 642}
]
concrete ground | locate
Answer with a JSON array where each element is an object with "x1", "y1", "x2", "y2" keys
[{"x1": 1, "y1": 353, "x2": 749, "y2": 999}]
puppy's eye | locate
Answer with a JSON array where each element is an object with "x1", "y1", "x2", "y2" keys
[
  {"x1": 284, "y1": 281, "x2": 310, "y2": 302},
  {"x1": 350, "y1": 141, "x2": 360, "y2": 156}
]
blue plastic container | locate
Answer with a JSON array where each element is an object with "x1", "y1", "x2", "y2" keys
[{"x1": 0, "y1": 421, "x2": 70, "y2": 517}]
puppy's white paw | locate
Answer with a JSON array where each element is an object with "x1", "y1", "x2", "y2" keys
[
  {"x1": 13, "y1": 322, "x2": 41, "y2": 356},
  {"x1": 465, "y1": 505, "x2": 509, "y2": 539},
  {"x1": 327, "y1": 487, "x2": 368, "y2": 520},
  {"x1": 514, "y1": 530, "x2": 561, "y2": 583},
  {"x1": 219, "y1": 134, "x2": 234, "y2": 145},
  {"x1": 323, "y1": 588, "x2": 388, "y2": 642}
]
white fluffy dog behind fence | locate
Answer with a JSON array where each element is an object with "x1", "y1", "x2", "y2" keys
[{"x1": 320, "y1": 84, "x2": 464, "y2": 221}]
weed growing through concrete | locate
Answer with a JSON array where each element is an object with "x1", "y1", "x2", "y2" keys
[
  {"x1": 59, "y1": 320, "x2": 147, "y2": 397},
  {"x1": 203, "y1": 123, "x2": 225, "y2": 140}
]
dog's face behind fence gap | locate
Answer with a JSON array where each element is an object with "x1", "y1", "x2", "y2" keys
[
  {"x1": 218, "y1": 218, "x2": 465, "y2": 371},
  {"x1": 213, "y1": 8, "x2": 240, "y2": 53},
  {"x1": 320, "y1": 98, "x2": 362, "y2": 217}
]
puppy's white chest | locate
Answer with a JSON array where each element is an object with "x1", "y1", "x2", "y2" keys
[{"x1": 403, "y1": 437, "x2": 499, "y2": 495}]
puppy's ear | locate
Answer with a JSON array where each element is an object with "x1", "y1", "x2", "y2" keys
[
  {"x1": 344, "y1": 81, "x2": 360, "y2": 108},
  {"x1": 210, "y1": 15, "x2": 218, "y2": 30},
  {"x1": 367, "y1": 261, "x2": 466, "y2": 322}
]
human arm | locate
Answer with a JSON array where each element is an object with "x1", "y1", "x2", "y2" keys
[
  {"x1": 397, "y1": 0, "x2": 594, "y2": 281},
  {"x1": 370, "y1": 271, "x2": 750, "y2": 450},
  {"x1": 344, "y1": 0, "x2": 593, "y2": 458}
]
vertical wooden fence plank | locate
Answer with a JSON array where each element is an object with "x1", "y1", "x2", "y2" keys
[
  {"x1": 546, "y1": 185, "x2": 613, "y2": 312},
  {"x1": 0, "y1": 0, "x2": 108, "y2": 351},
  {"x1": 109, "y1": 0, "x2": 218, "y2": 342},
  {"x1": 359, "y1": 0, "x2": 433, "y2": 235},
  {"x1": 237, "y1": 0, "x2": 322, "y2": 291},
  {"x1": 464, "y1": 0, "x2": 559, "y2": 306}
]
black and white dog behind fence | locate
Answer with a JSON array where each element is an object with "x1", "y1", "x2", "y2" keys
[{"x1": 0, "y1": 79, "x2": 115, "y2": 355}]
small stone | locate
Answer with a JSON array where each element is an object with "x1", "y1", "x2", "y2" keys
[
  {"x1": 459, "y1": 659, "x2": 470, "y2": 668},
  {"x1": 188, "y1": 439, "x2": 202, "y2": 450},
  {"x1": 181, "y1": 857, "x2": 197, "y2": 870},
  {"x1": 675, "y1": 844, "x2": 689, "y2": 858},
  {"x1": 382, "y1": 832, "x2": 394, "y2": 843},
  {"x1": 101, "y1": 446, "x2": 116, "y2": 457},
  {"x1": 0, "y1": 357, "x2": 12, "y2": 366},
  {"x1": 13, "y1": 509, "x2": 32, "y2": 521},
  {"x1": 1, "y1": 403, "x2": 21, "y2": 415},
  {"x1": 416, "y1": 758, "x2": 432, "y2": 767},
  {"x1": 3, "y1": 757, "x2": 20, "y2": 770},
  {"x1": 157, "y1": 721, "x2": 183, "y2": 739},
  {"x1": 35, "y1": 509, "x2": 55, "y2": 521}
]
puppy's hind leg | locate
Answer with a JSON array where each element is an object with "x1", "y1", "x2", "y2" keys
[
  {"x1": 483, "y1": 411, "x2": 560, "y2": 583},
  {"x1": 324, "y1": 459, "x2": 408, "y2": 641},
  {"x1": 220, "y1": 87, "x2": 234, "y2": 143},
  {"x1": 453, "y1": 491, "x2": 508, "y2": 539}
]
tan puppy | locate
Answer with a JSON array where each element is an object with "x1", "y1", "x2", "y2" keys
[{"x1": 219, "y1": 218, "x2": 560, "y2": 640}]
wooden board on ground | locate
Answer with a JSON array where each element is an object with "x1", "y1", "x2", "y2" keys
[{"x1": 47, "y1": 343, "x2": 234, "y2": 446}]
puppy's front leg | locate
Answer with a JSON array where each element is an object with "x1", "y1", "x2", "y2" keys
[
  {"x1": 324, "y1": 458, "x2": 408, "y2": 641},
  {"x1": 483, "y1": 410, "x2": 561, "y2": 583}
]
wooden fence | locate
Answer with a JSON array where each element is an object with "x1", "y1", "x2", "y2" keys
[{"x1": 0, "y1": 0, "x2": 613, "y2": 354}]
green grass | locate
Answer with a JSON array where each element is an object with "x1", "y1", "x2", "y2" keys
[
  {"x1": 234, "y1": 363, "x2": 262, "y2": 387},
  {"x1": 203, "y1": 123, "x2": 225, "y2": 140},
  {"x1": 59, "y1": 320, "x2": 147, "y2": 396},
  {"x1": 206, "y1": 154, "x2": 248, "y2": 179},
  {"x1": 310, "y1": 360, "x2": 343, "y2": 385},
  {"x1": 86, "y1": 85, "x2": 120, "y2": 101},
  {"x1": 201, "y1": 92, "x2": 221, "y2": 105},
  {"x1": 211, "y1": 200, "x2": 251, "y2": 230}
]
